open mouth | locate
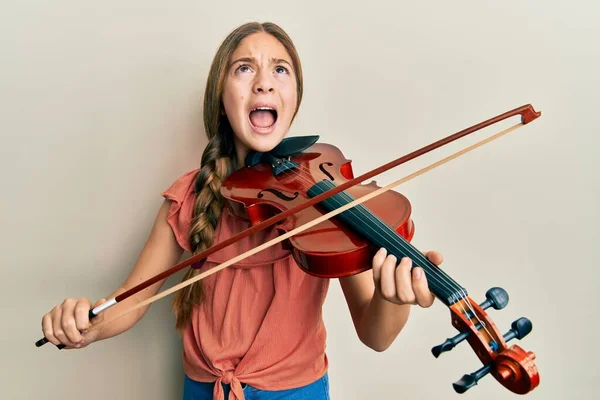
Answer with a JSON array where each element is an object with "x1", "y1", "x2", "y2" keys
[{"x1": 249, "y1": 106, "x2": 278, "y2": 130}]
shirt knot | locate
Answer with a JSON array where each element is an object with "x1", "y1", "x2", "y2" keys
[
  {"x1": 214, "y1": 371, "x2": 245, "y2": 400},
  {"x1": 222, "y1": 370, "x2": 234, "y2": 384}
]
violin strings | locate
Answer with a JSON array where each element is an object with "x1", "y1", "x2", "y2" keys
[
  {"x1": 277, "y1": 164, "x2": 461, "y2": 302},
  {"x1": 296, "y1": 164, "x2": 493, "y2": 339},
  {"x1": 285, "y1": 162, "x2": 496, "y2": 336},
  {"x1": 280, "y1": 158, "x2": 504, "y2": 341},
  {"x1": 450, "y1": 288, "x2": 495, "y2": 348},
  {"x1": 460, "y1": 289, "x2": 495, "y2": 343},
  {"x1": 452, "y1": 296, "x2": 496, "y2": 351},
  {"x1": 281, "y1": 163, "x2": 462, "y2": 299},
  {"x1": 335, "y1": 188, "x2": 463, "y2": 298}
]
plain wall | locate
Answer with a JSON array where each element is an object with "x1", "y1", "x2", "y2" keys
[{"x1": 2, "y1": 0, "x2": 598, "y2": 399}]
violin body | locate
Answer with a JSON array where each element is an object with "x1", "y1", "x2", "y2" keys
[{"x1": 221, "y1": 143, "x2": 415, "y2": 278}]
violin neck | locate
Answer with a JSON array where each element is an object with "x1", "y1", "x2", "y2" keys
[{"x1": 308, "y1": 181, "x2": 467, "y2": 307}]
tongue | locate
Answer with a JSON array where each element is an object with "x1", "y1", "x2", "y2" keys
[{"x1": 250, "y1": 110, "x2": 275, "y2": 128}]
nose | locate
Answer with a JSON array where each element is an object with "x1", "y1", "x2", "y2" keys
[{"x1": 252, "y1": 70, "x2": 274, "y2": 94}]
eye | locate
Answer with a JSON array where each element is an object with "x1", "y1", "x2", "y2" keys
[
  {"x1": 275, "y1": 65, "x2": 289, "y2": 74},
  {"x1": 235, "y1": 64, "x2": 252, "y2": 73}
]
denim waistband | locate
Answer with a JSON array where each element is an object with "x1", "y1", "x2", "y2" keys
[{"x1": 183, "y1": 372, "x2": 330, "y2": 399}]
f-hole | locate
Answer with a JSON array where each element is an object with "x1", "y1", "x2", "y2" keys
[
  {"x1": 257, "y1": 188, "x2": 299, "y2": 201},
  {"x1": 319, "y1": 162, "x2": 334, "y2": 180}
]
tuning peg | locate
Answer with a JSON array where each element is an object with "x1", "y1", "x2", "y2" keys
[
  {"x1": 461, "y1": 287, "x2": 509, "y2": 320},
  {"x1": 503, "y1": 317, "x2": 533, "y2": 343},
  {"x1": 453, "y1": 363, "x2": 492, "y2": 393},
  {"x1": 431, "y1": 322, "x2": 483, "y2": 358},
  {"x1": 480, "y1": 287, "x2": 509, "y2": 311}
]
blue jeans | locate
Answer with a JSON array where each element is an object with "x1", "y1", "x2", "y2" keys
[{"x1": 183, "y1": 372, "x2": 330, "y2": 399}]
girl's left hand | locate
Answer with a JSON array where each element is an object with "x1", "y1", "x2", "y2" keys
[{"x1": 372, "y1": 248, "x2": 443, "y2": 308}]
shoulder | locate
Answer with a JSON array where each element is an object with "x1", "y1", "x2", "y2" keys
[
  {"x1": 160, "y1": 168, "x2": 201, "y2": 253},
  {"x1": 162, "y1": 168, "x2": 201, "y2": 202}
]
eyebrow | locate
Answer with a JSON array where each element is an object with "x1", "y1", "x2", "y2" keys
[{"x1": 230, "y1": 56, "x2": 293, "y2": 70}]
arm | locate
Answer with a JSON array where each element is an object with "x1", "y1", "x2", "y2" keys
[
  {"x1": 339, "y1": 248, "x2": 443, "y2": 352},
  {"x1": 41, "y1": 199, "x2": 184, "y2": 348}
]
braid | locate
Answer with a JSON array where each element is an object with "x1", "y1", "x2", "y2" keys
[{"x1": 172, "y1": 133, "x2": 233, "y2": 331}]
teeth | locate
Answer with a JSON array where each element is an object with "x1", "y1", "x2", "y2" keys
[{"x1": 252, "y1": 107, "x2": 275, "y2": 111}]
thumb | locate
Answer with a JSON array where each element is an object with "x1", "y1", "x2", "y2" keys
[
  {"x1": 93, "y1": 298, "x2": 108, "y2": 307},
  {"x1": 89, "y1": 298, "x2": 108, "y2": 323},
  {"x1": 80, "y1": 298, "x2": 108, "y2": 346}
]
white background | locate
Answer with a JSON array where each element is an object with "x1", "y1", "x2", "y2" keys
[{"x1": 1, "y1": 1, "x2": 597, "y2": 399}]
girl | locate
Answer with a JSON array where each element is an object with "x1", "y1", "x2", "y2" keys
[{"x1": 41, "y1": 22, "x2": 443, "y2": 400}]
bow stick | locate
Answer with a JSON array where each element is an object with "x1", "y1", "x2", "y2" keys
[{"x1": 35, "y1": 104, "x2": 541, "y2": 349}]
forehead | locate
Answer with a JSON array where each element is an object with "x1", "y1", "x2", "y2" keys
[{"x1": 230, "y1": 32, "x2": 292, "y2": 62}]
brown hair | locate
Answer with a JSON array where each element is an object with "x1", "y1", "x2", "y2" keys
[{"x1": 172, "y1": 22, "x2": 304, "y2": 330}]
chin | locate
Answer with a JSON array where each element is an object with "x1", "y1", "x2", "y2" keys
[{"x1": 246, "y1": 131, "x2": 286, "y2": 153}]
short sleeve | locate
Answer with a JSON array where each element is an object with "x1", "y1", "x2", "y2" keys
[{"x1": 161, "y1": 168, "x2": 200, "y2": 254}]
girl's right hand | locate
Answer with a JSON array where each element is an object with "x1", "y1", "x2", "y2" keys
[{"x1": 41, "y1": 297, "x2": 107, "y2": 349}]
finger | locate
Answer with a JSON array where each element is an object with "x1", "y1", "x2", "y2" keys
[
  {"x1": 379, "y1": 254, "x2": 398, "y2": 300},
  {"x1": 51, "y1": 306, "x2": 71, "y2": 346},
  {"x1": 425, "y1": 250, "x2": 443, "y2": 266},
  {"x1": 372, "y1": 248, "x2": 387, "y2": 287},
  {"x1": 412, "y1": 267, "x2": 435, "y2": 308},
  {"x1": 74, "y1": 299, "x2": 92, "y2": 332},
  {"x1": 42, "y1": 313, "x2": 60, "y2": 346},
  {"x1": 395, "y1": 257, "x2": 416, "y2": 304},
  {"x1": 60, "y1": 299, "x2": 83, "y2": 345}
]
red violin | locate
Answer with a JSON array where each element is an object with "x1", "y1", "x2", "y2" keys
[{"x1": 36, "y1": 104, "x2": 541, "y2": 395}]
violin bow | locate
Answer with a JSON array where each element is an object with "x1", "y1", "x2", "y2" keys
[{"x1": 35, "y1": 104, "x2": 541, "y2": 350}]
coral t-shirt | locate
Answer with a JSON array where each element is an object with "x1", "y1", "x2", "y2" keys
[{"x1": 161, "y1": 168, "x2": 330, "y2": 400}]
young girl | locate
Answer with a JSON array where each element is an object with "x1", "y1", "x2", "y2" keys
[{"x1": 41, "y1": 22, "x2": 443, "y2": 400}]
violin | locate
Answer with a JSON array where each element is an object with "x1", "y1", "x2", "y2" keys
[{"x1": 35, "y1": 104, "x2": 541, "y2": 395}]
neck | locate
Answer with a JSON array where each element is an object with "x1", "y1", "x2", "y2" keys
[
  {"x1": 307, "y1": 180, "x2": 468, "y2": 306},
  {"x1": 234, "y1": 139, "x2": 249, "y2": 171}
]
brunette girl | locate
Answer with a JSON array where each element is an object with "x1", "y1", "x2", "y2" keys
[{"x1": 41, "y1": 21, "x2": 443, "y2": 400}]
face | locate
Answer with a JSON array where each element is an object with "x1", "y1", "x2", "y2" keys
[{"x1": 221, "y1": 32, "x2": 298, "y2": 166}]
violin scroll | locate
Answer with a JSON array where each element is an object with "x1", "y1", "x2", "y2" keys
[
  {"x1": 432, "y1": 287, "x2": 539, "y2": 394},
  {"x1": 453, "y1": 342, "x2": 538, "y2": 394}
]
